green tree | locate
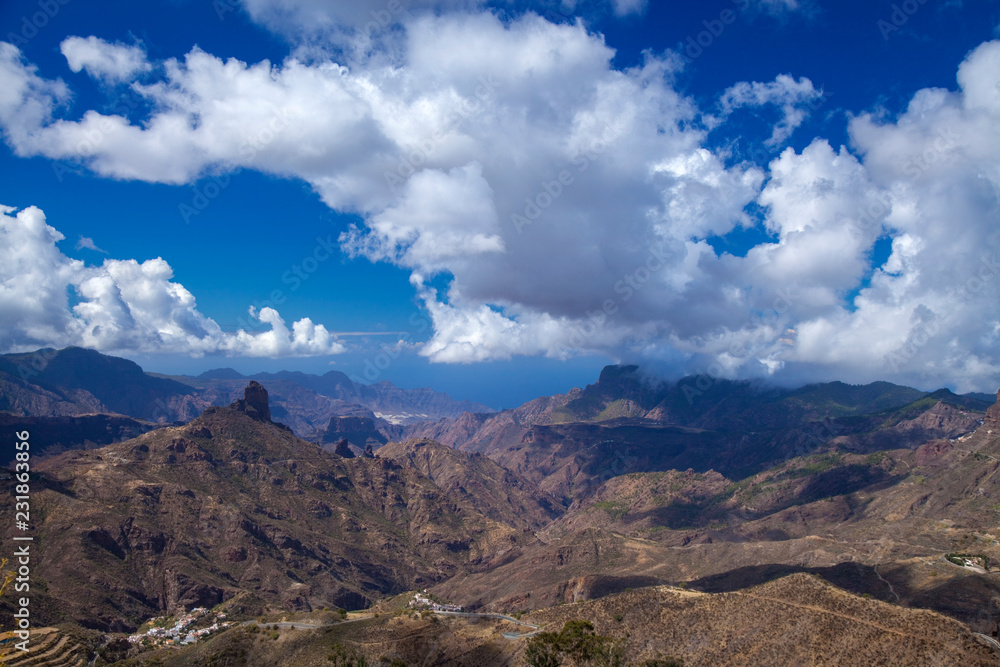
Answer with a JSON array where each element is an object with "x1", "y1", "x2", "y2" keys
[
  {"x1": 525, "y1": 631, "x2": 562, "y2": 667},
  {"x1": 591, "y1": 638, "x2": 626, "y2": 667},
  {"x1": 328, "y1": 643, "x2": 369, "y2": 666},
  {"x1": 524, "y1": 620, "x2": 625, "y2": 666}
]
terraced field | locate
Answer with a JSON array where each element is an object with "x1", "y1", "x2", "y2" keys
[{"x1": 0, "y1": 627, "x2": 89, "y2": 667}]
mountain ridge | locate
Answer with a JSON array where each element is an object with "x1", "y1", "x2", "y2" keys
[
  {"x1": 0, "y1": 383, "x2": 553, "y2": 633},
  {"x1": 1, "y1": 374, "x2": 999, "y2": 663},
  {"x1": 0, "y1": 348, "x2": 494, "y2": 443}
]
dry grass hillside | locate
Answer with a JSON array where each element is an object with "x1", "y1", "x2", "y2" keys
[
  {"x1": 434, "y1": 398, "x2": 1000, "y2": 636},
  {"x1": 116, "y1": 573, "x2": 998, "y2": 666}
]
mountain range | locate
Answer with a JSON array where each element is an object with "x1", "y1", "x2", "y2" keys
[
  {"x1": 2, "y1": 382, "x2": 556, "y2": 635},
  {"x1": 0, "y1": 347, "x2": 493, "y2": 455},
  {"x1": 1, "y1": 348, "x2": 999, "y2": 665}
]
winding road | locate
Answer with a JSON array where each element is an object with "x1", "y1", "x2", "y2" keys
[
  {"x1": 431, "y1": 610, "x2": 542, "y2": 639},
  {"x1": 241, "y1": 610, "x2": 541, "y2": 639},
  {"x1": 975, "y1": 633, "x2": 1000, "y2": 652},
  {"x1": 873, "y1": 564, "x2": 900, "y2": 602}
]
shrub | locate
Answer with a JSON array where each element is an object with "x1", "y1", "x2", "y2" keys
[
  {"x1": 525, "y1": 620, "x2": 625, "y2": 667},
  {"x1": 328, "y1": 643, "x2": 368, "y2": 666}
]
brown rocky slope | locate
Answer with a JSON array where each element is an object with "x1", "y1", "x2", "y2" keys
[
  {"x1": 119, "y1": 573, "x2": 997, "y2": 666},
  {"x1": 434, "y1": 389, "x2": 1000, "y2": 636},
  {"x1": 0, "y1": 382, "x2": 553, "y2": 632}
]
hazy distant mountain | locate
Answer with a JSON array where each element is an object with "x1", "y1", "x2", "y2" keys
[
  {"x1": 404, "y1": 364, "x2": 993, "y2": 496},
  {"x1": 189, "y1": 367, "x2": 493, "y2": 421},
  {"x1": 0, "y1": 347, "x2": 207, "y2": 421},
  {"x1": 175, "y1": 367, "x2": 495, "y2": 437},
  {"x1": 195, "y1": 367, "x2": 246, "y2": 380},
  {"x1": 0, "y1": 348, "x2": 494, "y2": 442}
]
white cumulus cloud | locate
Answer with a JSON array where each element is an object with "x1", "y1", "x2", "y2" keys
[
  {"x1": 0, "y1": 14, "x2": 997, "y2": 390},
  {"x1": 720, "y1": 74, "x2": 824, "y2": 146},
  {"x1": 0, "y1": 205, "x2": 346, "y2": 358},
  {"x1": 75, "y1": 236, "x2": 107, "y2": 253},
  {"x1": 60, "y1": 36, "x2": 150, "y2": 82}
]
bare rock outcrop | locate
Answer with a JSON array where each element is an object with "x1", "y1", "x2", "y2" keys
[
  {"x1": 333, "y1": 438, "x2": 354, "y2": 458},
  {"x1": 232, "y1": 381, "x2": 271, "y2": 422},
  {"x1": 986, "y1": 389, "x2": 1000, "y2": 427}
]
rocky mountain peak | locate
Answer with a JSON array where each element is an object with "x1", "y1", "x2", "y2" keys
[
  {"x1": 986, "y1": 388, "x2": 1000, "y2": 426},
  {"x1": 232, "y1": 381, "x2": 271, "y2": 422},
  {"x1": 333, "y1": 438, "x2": 354, "y2": 458}
]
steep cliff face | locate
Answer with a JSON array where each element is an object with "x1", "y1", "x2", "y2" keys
[
  {"x1": 232, "y1": 381, "x2": 272, "y2": 422},
  {"x1": 320, "y1": 415, "x2": 388, "y2": 450},
  {"x1": 0, "y1": 347, "x2": 204, "y2": 421},
  {"x1": 379, "y1": 438, "x2": 564, "y2": 533},
  {"x1": 0, "y1": 412, "x2": 164, "y2": 463},
  {"x1": 986, "y1": 389, "x2": 1000, "y2": 427}
]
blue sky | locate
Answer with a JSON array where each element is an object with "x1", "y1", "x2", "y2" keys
[{"x1": 1, "y1": 0, "x2": 999, "y2": 407}]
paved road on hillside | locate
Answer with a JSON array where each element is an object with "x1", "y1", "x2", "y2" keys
[
  {"x1": 431, "y1": 610, "x2": 542, "y2": 639},
  {"x1": 242, "y1": 611, "x2": 541, "y2": 639},
  {"x1": 242, "y1": 616, "x2": 374, "y2": 631},
  {"x1": 975, "y1": 633, "x2": 1000, "y2": 652}
]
